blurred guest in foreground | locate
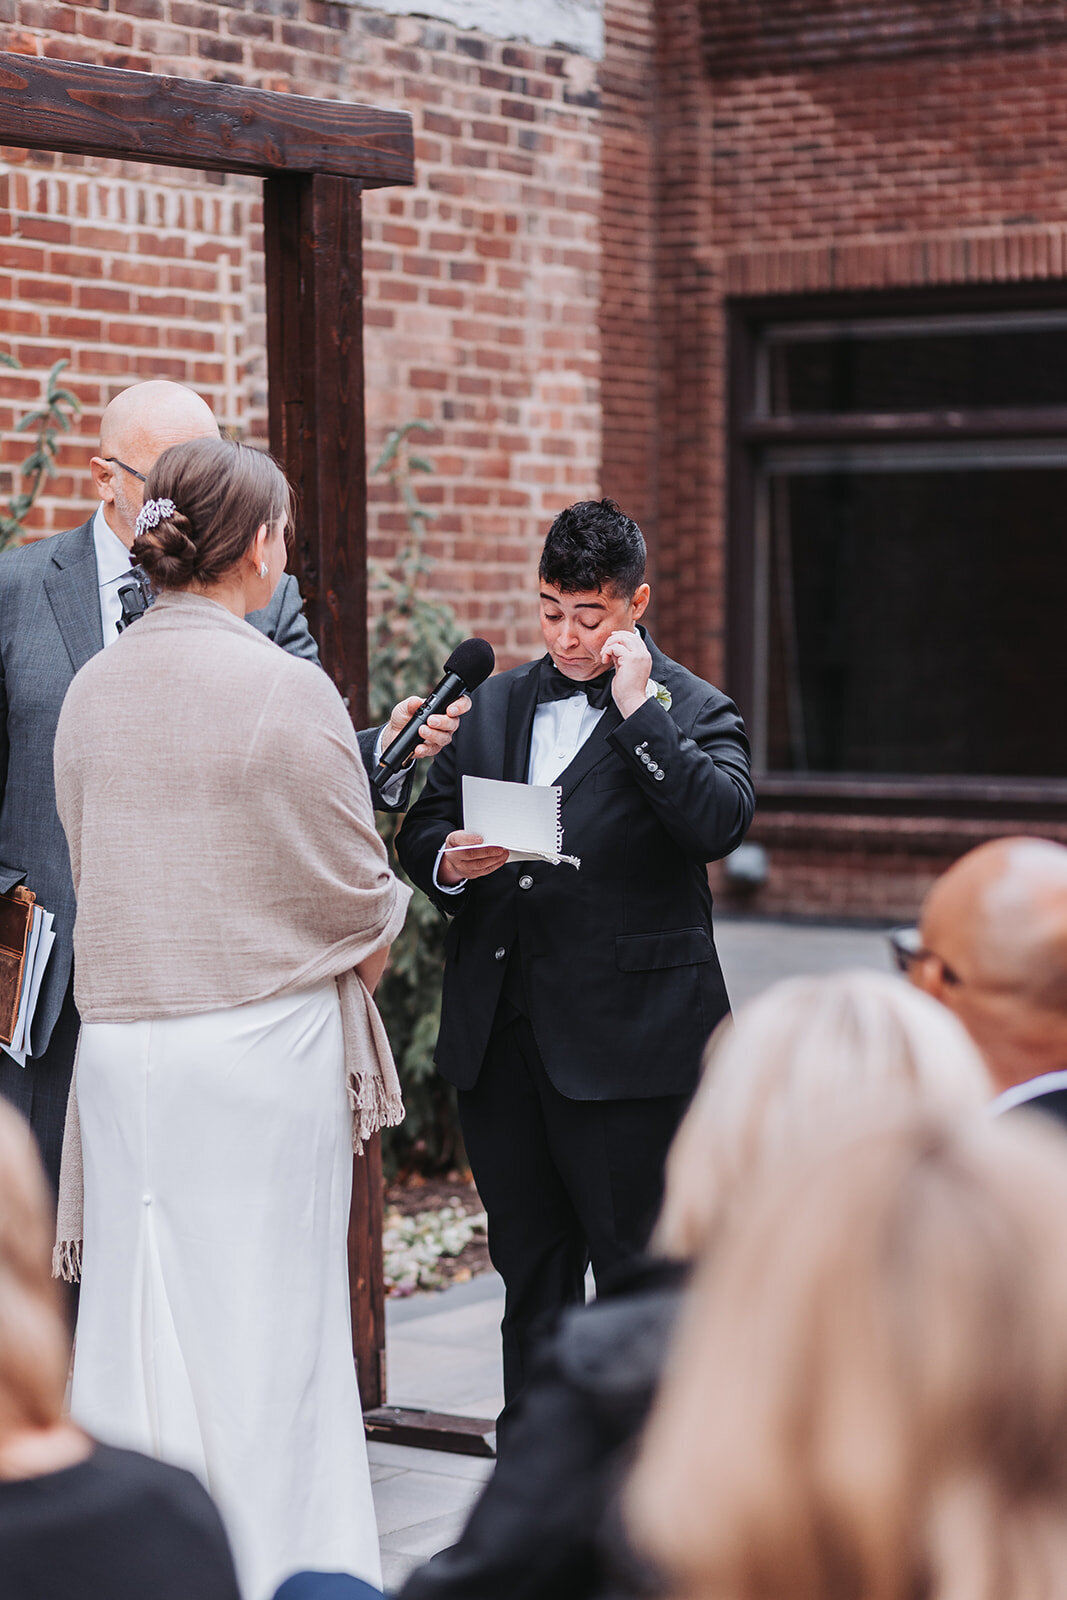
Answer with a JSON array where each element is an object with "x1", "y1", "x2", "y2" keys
[
  {"x1": 0, "y1": 1099, "x2": 240, "y2": 1600},
  {"x1": 895, "y1": 836, "x2": 1067, "y2": 1118},
  {"x1": 396, "y1": 971, "x2": 989, "y2": 1600},
  {"x1": 628, "y1": 1104, "x2": 1067, "y2": 1600}
]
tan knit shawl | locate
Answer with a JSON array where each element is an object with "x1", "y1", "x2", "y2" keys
[{"x1": 51, "y1": 590, "x2": 410, "y2": 1279}]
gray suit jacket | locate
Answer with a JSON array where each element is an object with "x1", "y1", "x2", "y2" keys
[{"x1": 0, "y1": 518, "x2": 394, "y2": 1060}]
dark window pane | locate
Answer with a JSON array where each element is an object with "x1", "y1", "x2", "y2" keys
[
  {"x1": 770, "y1": 328, "x2": 1067, "y2": 414},
  {"x1": 765, "y1": 467, "x2": 1067, "y2": 777}
]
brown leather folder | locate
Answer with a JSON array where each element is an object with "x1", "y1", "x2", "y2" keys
[{"x1": 0, "y1": 885, "x2": 35, "y2": 1045}]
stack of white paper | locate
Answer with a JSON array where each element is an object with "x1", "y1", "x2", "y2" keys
[{"x1": 2, "y1": 905, "x2": 56, "y2": 1067}]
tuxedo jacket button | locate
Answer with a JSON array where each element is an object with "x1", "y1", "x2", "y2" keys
[
  {"x1": 494, "y1": 946, "x2": 507, "y2": 960},
  {"x1": 518, "y1": 874, "x2": 534, "y2": 890}
]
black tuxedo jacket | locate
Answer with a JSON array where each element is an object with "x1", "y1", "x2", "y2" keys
[{"x1": 396, "y1": 634, "x2": 755, "y2": 1101}]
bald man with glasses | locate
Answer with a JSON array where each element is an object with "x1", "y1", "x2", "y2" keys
[
  {"x1": 891, "y1": 837, "x2": 1067, "y2": 1117},
  {"x1": 0, "y1": 380, "x2": 466, "y2": 1190}
]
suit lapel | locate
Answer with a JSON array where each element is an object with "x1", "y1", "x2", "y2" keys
[
  {"x1": 556, "y1": 702, "x2": 623, "y2": 802},
  {"x1": 506, "y1": 629, "x2": 667, "y2": 800},
  {"x1": 43, "y1": 522, "x2": 104, "y2": 674},
  {"x1": 556, "y1": 627, "x2": 666, "y2": 802},
  {"x1": 503, "y1": 660, "x2": 542, "y2": 782}
]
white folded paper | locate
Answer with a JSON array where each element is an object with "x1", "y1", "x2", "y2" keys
[{"x1": 444, "y1": 775, "x2": 580, "y2": 869}]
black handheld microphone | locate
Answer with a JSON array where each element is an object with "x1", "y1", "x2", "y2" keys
[{"x1": 373, "y1": 636, "x2": 495, "y2": 784}]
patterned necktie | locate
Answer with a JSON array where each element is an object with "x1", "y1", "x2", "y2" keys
[{"x1": 536, "y1": 656, "x2": 615, "y2": 711}]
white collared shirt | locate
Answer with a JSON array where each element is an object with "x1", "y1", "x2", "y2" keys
[
  {"x1": 91, "y1": 504, "x2": 137, "y2": 647},
  {"x1": 989, "y1": 1070, "x2": 1067, "y2": 1117},
  {"x1": 526, "y1": 692, "x2": 606, "y2": 787}
]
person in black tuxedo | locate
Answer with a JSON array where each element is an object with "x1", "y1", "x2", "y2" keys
[{"x1": 397, "y1": 500, "x2": 754, "y2": 1430}]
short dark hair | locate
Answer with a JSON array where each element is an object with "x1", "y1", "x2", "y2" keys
[
  {"x1": 538, "y1": 499, "x2": 646, "y2": 598},
  {"x1": 132, "y1": 437, "x2": 293, "y2": 590}
]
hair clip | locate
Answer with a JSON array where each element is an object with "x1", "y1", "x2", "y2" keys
[{"x1": 134, "y1": 497, "x2": 177, "y2": 538}]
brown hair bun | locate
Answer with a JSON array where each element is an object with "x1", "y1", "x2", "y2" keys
[
  {"x1": 130, "y1": 505, "x2": 199, "y2": 588},
  {"x1": 132, "y1": 436, "x2": 292, "y2": 592}
]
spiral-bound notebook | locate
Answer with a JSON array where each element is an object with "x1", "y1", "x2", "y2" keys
[{"x1": 447, "y1": 775, "x2": 580, "y2": 869}]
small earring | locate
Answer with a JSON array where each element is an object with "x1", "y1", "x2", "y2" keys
[{"x1": 259, "y1": 562, "x2": 268, "y2": 579}]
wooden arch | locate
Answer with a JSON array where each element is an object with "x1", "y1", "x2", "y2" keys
[{"x1": 0, "y1": 49, "x2": 413, "y2": 1411}]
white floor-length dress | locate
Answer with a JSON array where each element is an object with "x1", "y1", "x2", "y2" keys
[{"x1": 70, "y1": 981, "x2": 381, "y2": 1600}]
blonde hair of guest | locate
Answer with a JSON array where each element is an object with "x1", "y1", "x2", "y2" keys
[
  {"x1": 653, "y1": 969, "x2": 992, "y2": 1261},
  {"x1": 629, "y1": 1106, "x2": 1067, "y2": 1600}
]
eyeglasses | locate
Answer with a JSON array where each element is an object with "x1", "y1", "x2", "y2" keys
[
  {"x1": 106, "y1": 456, "x2": 147, "y2": 483},
  {"x1": 887, "y1": 925, "x2": 963, "y2": 987}
]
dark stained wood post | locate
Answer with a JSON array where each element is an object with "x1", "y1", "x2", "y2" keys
[
  {"x1": 0, "y1": 51, "x2": 413, "y2": 1416},
  {"x1": 264, "y1": 171, "x2": 385, "y2": 1410},
  {"x1": 263, "y1": 173, "x2": 369, "y2": 709}
]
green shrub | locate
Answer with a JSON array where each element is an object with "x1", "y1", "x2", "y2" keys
[
  {"x1": 369, "y1": 422, "x2": 467, "y2": 1177},
  {"x1": 0, "y1": 356, "x2": 81, "y2": 548}
]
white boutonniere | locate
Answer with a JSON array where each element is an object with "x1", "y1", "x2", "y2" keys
[{"x1": 645, "y1": 678, "x2": 672, "y2": 710}]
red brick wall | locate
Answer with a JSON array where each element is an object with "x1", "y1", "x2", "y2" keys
[
  {"x1": 640, "y1": 3, "x2": 1067, "y2": 917},
  {"x1": 697, "y1": 0, "x2": 1067, "y2": 75},
  {"x1": 5, "y1": 1, "x2": 1064, "y2": 919},
  {"x1": 0, "y1": 2, "x2": 601, "y2": 666}
]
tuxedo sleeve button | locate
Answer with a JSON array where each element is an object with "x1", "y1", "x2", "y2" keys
[
  {"x1": 494, "y1": 946, "x2": 507, "y2": 960},
  {"x1": 654, "y1": 769, "x2": 665, "y2": 781}
]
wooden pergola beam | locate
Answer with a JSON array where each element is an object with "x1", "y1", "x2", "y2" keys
[{"x1": 0, "y1": 51, "x2": 413, "y2": 184}]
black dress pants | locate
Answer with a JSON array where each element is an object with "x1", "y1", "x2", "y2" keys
[
  {"x1": 456, "y1": 1006, "x2": 689, "y2": 1442},
  {"x1": 0, "y1": 976, "x2": 79, "y2": 1195}
]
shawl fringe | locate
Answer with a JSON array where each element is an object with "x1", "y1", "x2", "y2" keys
[
  {"x1": 348, "y1": 1067, "x2": 405, "y2": 1155},
  {"x1": 53, "y1": 1238, "x2": 82, "y2": 1284}
]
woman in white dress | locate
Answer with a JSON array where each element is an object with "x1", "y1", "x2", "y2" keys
[{"x1": 52, "y1": 437, "x2": 410, "y2": 1600}]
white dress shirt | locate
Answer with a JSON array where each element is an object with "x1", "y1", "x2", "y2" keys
[
  {"x1": 434, "y1": 687, "x2": 606, "y2": 892},
  {"x1": 526, "y1": 693, "x2": 606, "y2": 787},
  {"x1": 92, "y1": 504, "x2": 137, "y2": 647},
  {"x1": 989, "y1": 1070, "x2": 1067, "y2": 1117}
]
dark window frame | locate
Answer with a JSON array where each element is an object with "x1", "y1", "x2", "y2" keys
[{"x1": 727, "y1": 283, "x2": 1067, "y2": 822}]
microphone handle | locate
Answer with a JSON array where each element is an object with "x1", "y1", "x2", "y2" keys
[{"x1": 372, "y1": 669, "x2": 468, "y2": 783}]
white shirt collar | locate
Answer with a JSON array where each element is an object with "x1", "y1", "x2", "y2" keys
[
  {"x1": 91, "y1": 504, "x2": 134, "y2": 588},
  {"x1": 989, "y1": 1070, "x2": 1067, "y2": 1116}
]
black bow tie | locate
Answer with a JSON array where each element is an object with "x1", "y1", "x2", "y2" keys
[{"x1": 537, "y1": 657, "x2": 615, "y2": 710}]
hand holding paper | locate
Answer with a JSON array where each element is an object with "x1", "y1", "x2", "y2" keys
[
  {"x1": 438, "y1": 830, "x2": 510, "y2": 886},
  {"x1": 442, "y1": 777, "x2": 581, "y2": 870}
]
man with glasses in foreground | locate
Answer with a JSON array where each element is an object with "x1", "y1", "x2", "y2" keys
[
  {"x1": 0, "y1": 379, "x2": 467, "y2": 1191},
  {"x1": 890, "y1": 836, "x2": 1067, "y2": 1120}
]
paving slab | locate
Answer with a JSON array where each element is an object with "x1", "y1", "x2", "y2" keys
[
  {"x1": 715, "y1": 914, "x2": 893, "y2": 1008},
  {"x1": 369, "y1": 1436, "x2": 495, "y2": 1589}
]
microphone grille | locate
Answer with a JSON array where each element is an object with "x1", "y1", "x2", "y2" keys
[{"x1": 444, "y1": 636, "x2": 496, "y2": 690}]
